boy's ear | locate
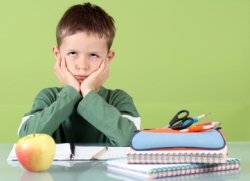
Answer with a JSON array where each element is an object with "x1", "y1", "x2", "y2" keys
[
  {"x1": 52, "y1": 46, "x2": 61, "y2": 61},
  {"x1": 107, "y1": 50, "x2": 115, "y2": 62}
]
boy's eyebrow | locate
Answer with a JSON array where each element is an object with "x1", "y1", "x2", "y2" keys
[
  {"x1": 65, "y1": 48, "x2": 104, "y2": 54},
  {"x1": 88, "y1": 51, "x2": 103, "y2": 54},
  {"x1": 65, "y1": 48, "x2": 77, "y2": 52},
  {"x1": 84, "y1": 49, "x2": 105, "y2": 54}
]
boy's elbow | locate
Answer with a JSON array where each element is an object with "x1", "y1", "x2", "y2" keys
[
  {"x1": 17, "y1": 125, "x2": 30, "y2": 138},
  {"x1": 18, "y1": 132, "x2": 27, "y2": 138},
  {"x1": 115, "y1": 138, "x2": 130, "y2": 147},
  {"x1": 17, "y1": 115, "x2": 33, "y2": 138},
  {"x1": 110, "y1": 139, "x2": 130, "y2": 147},
  {"x1": 111, "y1": 127, "x2": 137, "y2": 147}
]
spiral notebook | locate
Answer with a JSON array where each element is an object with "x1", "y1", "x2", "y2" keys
[
  {"x1": 107, "y1": 169, "x2": 240, "y2": 181},
  {"x1": 106, "y1": 158, "x2": 240, "y2": 180},
  {"x1": 127, "y1": 145, "x2": 228, "y2": 164}
]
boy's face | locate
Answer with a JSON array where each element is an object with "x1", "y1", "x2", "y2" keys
[{"x1": 53, "y1": 32, "x2": 114, "y2": 83}]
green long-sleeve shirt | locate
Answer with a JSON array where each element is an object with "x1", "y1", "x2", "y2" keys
[{"x1": 18, "y1": 86, "x2": 140, "y2": 146}]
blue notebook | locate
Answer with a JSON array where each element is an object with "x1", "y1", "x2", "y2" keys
[{"x1": 106, "y1": 158, "x2": 240, "y2": 180}]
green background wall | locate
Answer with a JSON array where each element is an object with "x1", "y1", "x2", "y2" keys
[{"x1": 0, "y1": 0, "x2": 249, "y2": 143}]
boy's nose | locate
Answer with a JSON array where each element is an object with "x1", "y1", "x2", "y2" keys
[{"x1": 76, "y1": 58, "x2": 89, "y2": 70}]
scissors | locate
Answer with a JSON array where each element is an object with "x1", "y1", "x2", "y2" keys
[{"x1": 168, "y1": 110, "x2": 195, "y2": 130}]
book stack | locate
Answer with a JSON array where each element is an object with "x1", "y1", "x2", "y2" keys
[
  {"x1": 106, "y1": 128, "x2": 240, "y2": 180},
  {"x1": 106, "y1": 158, "x2": 240, "y2": 180}
]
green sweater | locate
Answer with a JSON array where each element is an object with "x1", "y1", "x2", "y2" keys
[{"x1": 18, "y1": 86, "x2": 140, "y2": 146}]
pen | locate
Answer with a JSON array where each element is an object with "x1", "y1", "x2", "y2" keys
[
  {"x1": 70, "y1": 143, "x2": 75, "y2": 160},
  {"x1": 180, "y1": 122, "x2": 220, "y2": 132},
  {"x1": 91, "y1": 146, "x2": 108, "y2": 160},
  {"x1": 182, "y1": 113, "x2": 210, "y2": 127},
  {"x1": 192, "y1": 113, "x2": 210, "y2": 122}
]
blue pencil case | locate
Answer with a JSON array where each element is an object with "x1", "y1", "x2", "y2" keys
[{"x1": 131, "y1": 128, "x2": 226, "y2": 151}]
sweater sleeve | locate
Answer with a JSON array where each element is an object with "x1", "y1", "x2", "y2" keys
[
  {"x1": 76, "y1": 90, "x2": 140, "y2": 147},
  {"x1": 18, "y1": 86, "x2": 81, "y2": 137}
]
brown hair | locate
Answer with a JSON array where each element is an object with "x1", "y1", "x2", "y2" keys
[{"x1": 56, "y1": 2, "x2": 116, "y2": 49}]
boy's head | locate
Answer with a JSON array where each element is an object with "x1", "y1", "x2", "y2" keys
[
  {"x1": 56, "y1": 2, "x2": 116, "y2": 50},
  {"x1": 53, "y1": 2, "x2": 116, "y2": 85}
]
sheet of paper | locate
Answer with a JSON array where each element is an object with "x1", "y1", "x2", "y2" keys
[
  {"x1": 54, "y1": 143, "x2": 71, "y2": 160},
  {"x1": 97, "y1": 147, "x2": 129, "y2": 160},
  {"x1": 7, "y1": 144, "x2": 129, "y2": 162},
  {"x1": 7, "y1": 144, "x2": 17, "y2": 161},
  {"x1": 74, "y1": 146, "x2": 106, "y2": 160}
]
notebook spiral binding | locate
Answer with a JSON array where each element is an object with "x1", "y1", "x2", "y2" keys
[
  {"x1": 146, "y1": 158, "x2": 240, "y2": 179},
  {"x1": 127, "y1": 146, "x2": 228, "y2": 164}
]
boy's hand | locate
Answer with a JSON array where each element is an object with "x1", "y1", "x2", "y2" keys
[
  {"x1": 54, "y1": 57, "x2": 80, "y2": 92},
  {"x1": 80, "y1": 59, "x2": 109, "y2": 96}
]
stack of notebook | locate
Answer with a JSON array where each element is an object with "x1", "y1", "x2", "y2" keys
[
  {"x1": 127, "y1": 145, "x2": 228, "y2": 164},
  {"x1": 106, "y1": 158, "x2": 240, "y2": 180},
  {"x1": 106, "y1": 128, "x2": 241, "y2": 180}
]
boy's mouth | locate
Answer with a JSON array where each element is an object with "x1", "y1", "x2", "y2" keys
[{"x1": 75, "y1": 75, "x2": 88, "y2": 82}]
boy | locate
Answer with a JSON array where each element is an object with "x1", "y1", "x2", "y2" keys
[{"x1": 17, "y1": 2, "x2": 140, "y2": 146}]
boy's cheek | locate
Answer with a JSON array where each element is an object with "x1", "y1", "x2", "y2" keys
[
  {"x1": 65, "y1": 61, "x2": 74, "y2": 72},
  {"x1": 65, "y1": 58, "x2": 73, "y2": 67}
]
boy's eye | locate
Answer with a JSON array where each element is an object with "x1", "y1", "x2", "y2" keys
[
  {"x1": 89, "y1": 53, "x2": 100, "y2": 59},
  {"x1": 67, "y1": 52, "x2": 77, "y2": 57}
]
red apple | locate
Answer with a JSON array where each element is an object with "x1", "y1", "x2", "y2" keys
[
  {"x1": 19, "y1": 171, "x2": 53, "y2": 181},
  {"x1": 15, "y1": 134, "x2": 56, "y2": 172}
]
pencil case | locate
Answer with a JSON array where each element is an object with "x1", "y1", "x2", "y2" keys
[{"x1": 130, "y1": 128, "x2": 226, "y2": 151}]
